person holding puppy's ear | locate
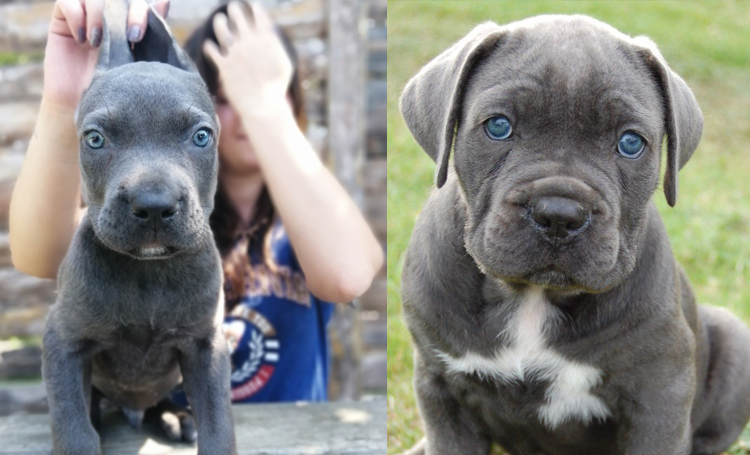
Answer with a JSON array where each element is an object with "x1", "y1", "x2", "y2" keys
[
  {"x1": 10, "y1": 0, "x2": 170, "y2": 276},
  {"x1": 10, "y1": 0, "x2": 382, "y2": 424}
]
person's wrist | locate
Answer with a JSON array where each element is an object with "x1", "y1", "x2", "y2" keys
[
  {"x1": 234, "y1": 88, "x2": 293, "y2": 123},
  {"x1": 30, "y1": 96, "x2": 80, "y2": 163},
  {"x1": 39, "y1": 93, "x2": 79, "y2": 118}
]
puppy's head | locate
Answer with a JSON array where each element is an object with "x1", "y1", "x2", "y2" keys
[
  {"x1": 400, "y1": 16, "x2": 702, "y2": 292},
  {"x1": 76, "y1": 5, "x2": 218, "y2": 260}
]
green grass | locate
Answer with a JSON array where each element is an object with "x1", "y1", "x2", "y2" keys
[{"x1": 387, "y1": 1, "x2": 750, "y2": 454}]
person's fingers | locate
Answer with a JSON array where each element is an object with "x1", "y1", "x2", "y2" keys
[
  {"x1": 212, "y1": 13, "x2": 234, "y2": 50},
  {"x1": 203, "y1": 40, "x2": 224, "y2": 65},
  {"x1": 226, "y1": 1, "x2": 251, "y2": 37},
  {"x1": 126, "y1": 0, "x2": 149, "y2": 42},
  {"x1": 54, "y1": 0, "x2": 86, "y2": 42},
  {"x1": 153, "y1": 0, "x2": 170, "y2": 19},
  {"x1": 248, "y1": 2, "x2": 275, "y2": 33},
  {"x1": 83, "y1": 0, "x2": 105, "y2": 47}
]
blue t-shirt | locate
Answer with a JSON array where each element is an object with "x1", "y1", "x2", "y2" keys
[{"x1": 176, "y1": 222, "x2": 334, "y2": 404}]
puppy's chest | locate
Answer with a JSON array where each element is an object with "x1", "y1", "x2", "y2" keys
[{"x1": 435, "y1": 288, "x2": 610, "y2": 430}]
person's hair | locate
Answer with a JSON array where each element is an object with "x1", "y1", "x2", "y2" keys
[{"x1": 184, "y1": 3, "x2": 307, "y2": 309}]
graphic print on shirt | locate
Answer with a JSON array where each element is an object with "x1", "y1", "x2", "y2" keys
[
  {"x1": 224, "y1": 229, "x2": 310, "y2": 307},
  {"x1": 224, "y1": 306, "x2": 280, "y2": 401}
]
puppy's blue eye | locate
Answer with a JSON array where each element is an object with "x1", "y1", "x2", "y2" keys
[
  {"x1": 84, "y1": 131, "x2": 105, "y2": 149},
  {"x1": 192, "y1": 128, "x2": 212, "y2": 147},
  {"x1": 617, "y1": 132, "x2": 645, "y2": 158},
  {"x1": 485, "y1": 116, "x2": 513, "y2": 140}
]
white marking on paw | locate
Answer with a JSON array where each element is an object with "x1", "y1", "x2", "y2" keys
[{"x1": 435, "y1": 287, "x2": 610, "y2": 429}]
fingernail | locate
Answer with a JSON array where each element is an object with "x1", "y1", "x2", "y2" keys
[
  {"x1": 90, "y1": 26, "x2": 102, "y2": 48},
  {"x1": 77, "y1": 26, "x2": 86, "y2": 44},
  {"x1": 164, "y1": 1, "x2": 170, "y2": 18},
  {"x1": 127, "y1": 25, "x2": 141, "y2": 42}
]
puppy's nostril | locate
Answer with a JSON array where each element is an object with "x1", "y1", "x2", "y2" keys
[
  {"x1": 161, "y1": 208, "x2": 176, "y2": 219},
  {"x1": 133, "y1": 209, "x2": 149, "y2": 220},
  {"x1": 534, "y1": 215, "x2": 552, "y2": 228},
  {"x1": 566, "y1": 218, "x2": 585, "y2": 231}
]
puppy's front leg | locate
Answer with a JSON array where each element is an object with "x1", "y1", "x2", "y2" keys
[
  {"x1": 179, "y1": 329, "x2": 237, "y2": 455},
  {"x1": 619, "y1": 363, "x2": 694, "y2": 455},
  {"x1": 42, "y1": 322, "x2": 100, "y2": 455},
  {"x1": 413, "y1": 353, "x2": 492, "y2": 455}
]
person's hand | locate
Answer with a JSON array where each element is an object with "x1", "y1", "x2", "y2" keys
[
  {"x1": 43, "y1": 0, "x2": 170, "y2": 112},
  {"x1": 203, "y1": 2, "x2": 294, "y2": 119}
]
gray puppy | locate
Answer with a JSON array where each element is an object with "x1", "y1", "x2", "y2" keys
[
  {"x1": 399, "y1": 15, "x2": 750, "y2": 455},
  {"x1": 42, "y1": 2, "x2": 236, "y2": 454}
]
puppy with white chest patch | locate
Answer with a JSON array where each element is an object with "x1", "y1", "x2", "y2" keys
[{"x1": 399, "y1": 15, "x2": 750, "y2": 455}]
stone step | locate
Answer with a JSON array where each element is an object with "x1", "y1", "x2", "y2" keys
[{"x1": 0, "y1": 398, "x2": 387, "y2": 454}]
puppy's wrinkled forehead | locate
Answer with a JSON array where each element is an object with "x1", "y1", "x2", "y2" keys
[
  {"x1": 465, "y1": 18, "x2": 664, "y2": 136},
  {"x1": 77, "y1": 62, "x2": 216, "y2": 133}
]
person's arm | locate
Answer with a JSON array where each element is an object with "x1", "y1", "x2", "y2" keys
[
  {"x1": 9, "y1": 0, "x2": 168, "y2": 278},
  {"x1": 204, "y1": 3, "x2": 383, "y2": 304},
  {"x1": 10, "y1": 100, "x2": 86, "y2": 278}
]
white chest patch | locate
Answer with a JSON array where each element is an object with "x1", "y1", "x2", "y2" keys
[{"x1": 435, "y1": 288, "x2": 610, "y2": 429}]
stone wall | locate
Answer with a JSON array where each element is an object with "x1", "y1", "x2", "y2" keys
[{"x1": 0, "y1": 0, "x2": 386, "y2": 410}]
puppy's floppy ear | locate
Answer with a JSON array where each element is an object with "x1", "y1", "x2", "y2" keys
[
  {"x1": 98, "y1": 1, "x2": 198, "y2": 73},
  {"x1": 399, "y1": 22, "x2": 506, "y2": 188},
  {"x1": 634, "y1": 37, "x2": 703, "y2": 207},
  {"x1": 97, "y1": 0, "x2": 133, "y2": 70}
]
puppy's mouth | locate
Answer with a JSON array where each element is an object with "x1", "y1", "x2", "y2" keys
[
  {"x1": 128, "y1": 244, "x2": 179, "y2": 260},
  {"x1": 520, "y1": 267, "x2": 579, "y2": 289}
]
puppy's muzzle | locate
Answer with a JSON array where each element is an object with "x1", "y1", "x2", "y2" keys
[
  {"x1": 128, "y1": 187, "x2": 179, "y2": 230},
  {"x1": 530, "y1": 196, "x2": 590, "y2": 240}
]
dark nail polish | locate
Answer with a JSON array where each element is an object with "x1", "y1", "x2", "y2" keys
[
  {"x1": 77, "y1": 27, "x2": 86, "y2": 44},
  {"x1": 90, "y1": 26, "x2": 102, "y2": 48},
  {"x1": 127, "y1": 25, "x2": 141, "y2": 42}
]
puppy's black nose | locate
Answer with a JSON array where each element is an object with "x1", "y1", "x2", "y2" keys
[
  {"x1": 530, "y1": 196, "x2": 588, "y2": 239},
  {"x1": 129, "y1": 189, "x2": 178, "y2": 229}
]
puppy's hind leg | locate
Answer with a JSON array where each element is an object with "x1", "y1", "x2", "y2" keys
[
  {"x1": 90, "y1": 387, "x2": 103, "y2": 430},
  {"x1": 691, "y1": 306, "x2": 750, "y2": 455}
]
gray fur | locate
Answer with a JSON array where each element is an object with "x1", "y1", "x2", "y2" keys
[
  {"x1": 399, "y1": 15, "x2": 750, "y2": 455},
  {"x1": 42, "y1": 2, "x2": 236, "y2": 454}
]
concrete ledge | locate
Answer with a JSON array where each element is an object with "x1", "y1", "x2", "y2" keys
[{"x1": 0, "y1": 398, "x2": 386, "y2": 454}]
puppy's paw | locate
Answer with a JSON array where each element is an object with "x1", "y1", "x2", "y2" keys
[{"x1": 159, "y1": 407, "x2": 197, "y2": 442}]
